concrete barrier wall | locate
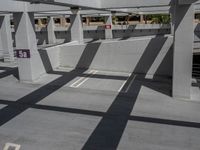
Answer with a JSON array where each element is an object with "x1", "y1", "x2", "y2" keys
[
  {"x1": 39, "y1": 42, "x2": 80, "y2": 73},
  {"x1": 60, "y1": 35, "x2": 173, "y2": 77}
]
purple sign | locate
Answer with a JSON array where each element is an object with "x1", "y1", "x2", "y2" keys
[{"x1": 16, "y1": 49, "x2": 31, "y2": 58}]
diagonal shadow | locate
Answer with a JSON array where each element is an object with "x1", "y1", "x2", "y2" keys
[
  {"x1": 0, "y1": 42, "x2": 101, "y2": 126},
  {"x1": 36, "y1": 27, "x2": 47, "y2": 45},
  {"x1": 0, "y1": 36, "x2": 174, "y2": 147},
  {"x1": 81, "y1": 36, "x2": 169, "y2": 150},
  {"x1": 38, "y1": 47, "x2": 130, "y2": 81},
  {"x1": 194, "y1": 23, "x2": 200, "y2": 41},
  {"x1": 0, "y1": 67, "x2": 19, "y2": 80}
]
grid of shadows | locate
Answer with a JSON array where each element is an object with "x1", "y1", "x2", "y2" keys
[
  {"x1": 0, "y1": 42, "x2": 101, "y2": 126},
  {"x1": 81, "y1": 36, "x2": 171, "y2": 150},
  {"x1": 0, "y1": 98, "x2": 200, "y2": 130},
  {"x1": 0, "y1": 35, "x2": 196, "y2": 150},
  {"x1": 0, "y1": 36, "x2": 174, "y2": 148}
]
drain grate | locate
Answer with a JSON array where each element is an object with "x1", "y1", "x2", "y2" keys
[{"x1": 3, "y1": 143, "x2": 21, "y2": 150}]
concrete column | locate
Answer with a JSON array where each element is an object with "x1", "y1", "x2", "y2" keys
[
  {"x1": 140, "y1": 14, "x2": 144, "y2": 24},
  {"x1": 105, "y1": 14, "x2": 113, "y2": 39},
  {"x1": 38, "y1": 18, "x2": 43, "y2": 27},
  {"x1": 170, "y1": 2, "x2": 175, "y2": 35},
  {"x1": 47, "y1": 16, "x2": 56, "y2": 44},
  {"x1": 70, "y1": 8, "x2": 83, "y2": 43},
  {"x1": 60, "y1": 16, "x2": 66, "y2": 27},
  {"x1": 13, "y1": 12, "x2": 45, "y2": 82},
  {"x1": 0, "y1": 30, "x2": 3, "y2": 58},
  {"x1": 0, "y1": 15, "x2": 14, "y2": 62},
  {"x1": 172, "y1": 2, "x2": 194, "y2": 99},
  {"x1": 86, "y1": 17, "x2": 90, "y2": 26},
  {"x1": 126, "y1": 15, "x2": 130, "y2": 25}
]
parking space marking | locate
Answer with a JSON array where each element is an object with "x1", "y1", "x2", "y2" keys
[
  {"x1": 3, "y1": 143, "x2": 21, "y2": 150},
  {"x1": 70, "y1": 70, "x2": 98, "y2": 88},
  {"x1": 118, "y1": 73, "x2": 132, "y2": 92},
  {"x1": 70, "y1": 70, "x2": 95, "y2": 88},
  {"x1": 75, "y1": 70, "x2": 98, "y2": 88},
  {"x1": 125, "y1": 75, "x2": 136, "y2": 93}
]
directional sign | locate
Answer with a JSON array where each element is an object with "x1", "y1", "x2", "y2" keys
[
  {"x1": 16, "y1": 49, "x2": 31, "y2": 58},
  {"x1": 105, "y1": 25, "x2": 112, "y2": 29}
]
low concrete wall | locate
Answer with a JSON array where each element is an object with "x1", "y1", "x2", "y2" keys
[
  {"x1": 60, "y1": 35, "x2": 173, "y2": 77},
  {"x1": 39, "y1": 41, "x2": 78, "y2": 73}
]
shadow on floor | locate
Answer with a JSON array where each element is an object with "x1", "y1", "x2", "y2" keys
[
  {"x1": 0, "y1": 66, "x2": 19, "y2": 80},
  {"x1": 0, "y1": 34, "x2": 197, "y2": 150}
]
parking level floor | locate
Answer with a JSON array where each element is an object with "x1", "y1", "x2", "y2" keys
[{"x1": 0, "y1": 66, "x2": 200, "y2": 150}]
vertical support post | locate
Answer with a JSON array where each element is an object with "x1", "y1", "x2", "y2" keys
[
  {"x1": 38, "y1": 18, "x2": 43, "y2": 27},
  {"x1": 140, "y1": 14, "x2": 144, "y2": 24},
  {"x1": 172, "y1": 1, "x2": 194, "y2": 99},
  {"x1": 13, "y1": 12, "x2": 45, "y2": 82},
  {"x1": 170, "y1": 1, "x2": 175, "y2": 35},
  {"x1": 0, "y1": 14, "x2": 14, "y2": 62},
  {"x1": 60, "y1": 15, "x2": 66, "y2": 27},
  {"x1": 70, "y1": 8, "x2": 83, "y2": 43},
  {"x1": 86, "y1": 17, "x2": 90, "y2": 26},
  {"x1": 105, "y1": 14, "x2": 113, "y2": 39},
  {"x1": 0, "y1": 32, "x2": 2, "y2": 59},
  {"x1": 47, "y1": 16, "x2": 56, "y2": 44}
]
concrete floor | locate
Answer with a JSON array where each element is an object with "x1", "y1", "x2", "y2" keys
[{"x1": 0, "y1": 63, "x2": 200, "y2": 150}]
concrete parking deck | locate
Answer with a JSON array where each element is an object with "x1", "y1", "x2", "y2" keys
[{"x1": 0, "y1": 62, "x2": 200, "y2": 150}]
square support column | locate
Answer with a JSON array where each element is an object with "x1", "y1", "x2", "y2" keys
[
  {"x1": 38, "y1": 18, "x2": 43, "y2": 27},
  {"x1": 86, "y1": 17, "x2": 91, "y2": 26},
  {"x1": 70, "y1": 8, "x2": 83, "y2": 43},
  {"x1": 170, "y1": 2, "x2": 176, "y2": 35},
  {"x1": 60, "y1": 16, "x2": 66, "y2": 27},
  {"x1": 105, "y1": 14, "x2": 113, "y2": 39},
  {"x1": 140, "y1": 14, "x2": 144, "y2": 24},
  {"x1": 172, "y1": 2, "x2": 194, "y2": 99},
  {"x1": 0, "y1": 15, "x2": 14, "y2": 62},
  {"x1": 47, "y1": 16, "x2": 56, "y2": 44},
  {"x1": 13, "y1": 12, "x2": 45, "y2": 82}
]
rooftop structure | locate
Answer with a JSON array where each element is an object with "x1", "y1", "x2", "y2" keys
[{"x1": 0, "y1": 0, "x2": 200, "y2": 150}]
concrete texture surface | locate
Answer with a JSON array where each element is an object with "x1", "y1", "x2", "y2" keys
[
  {"x1": 0, "y1": 63, "x2": 200, "y2": 150},
  {"x1": 60, "y1": 35, "x2": 173, "y2": 76}
]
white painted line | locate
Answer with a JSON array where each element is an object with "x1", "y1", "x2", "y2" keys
[
  {"x1": 70, "y1": 70, "x2": 94, "y2": 88},
  {"x1": 75, "y1": 70, "x2": 98, "y2": 88},
  {"x1": 118, "y1": 73, "x2": 132, "y2": 92},
  {"x1": 118, "y1": 80, "x2": 128, "y2": 92},
  {"x1": 3, "y1": 143, "x2": 21, "y2": 150},
  {"x1": 125, "y1": 75, "x2": 136, "y2": 93}
]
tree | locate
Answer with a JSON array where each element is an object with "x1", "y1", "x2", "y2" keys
[{"x1": 147, "y1": 14, "x2": 171, "y2": 24}]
